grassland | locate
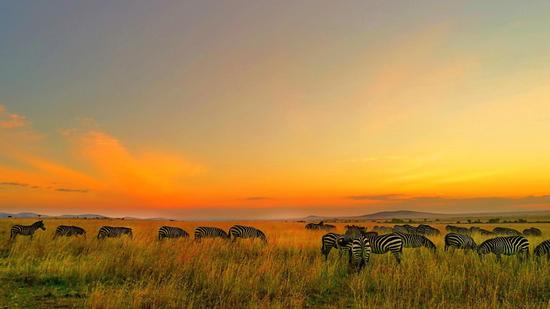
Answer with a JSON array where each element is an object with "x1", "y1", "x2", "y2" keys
[{"x1": 0, "y1": 219, "x2": 549, "y2": 308}]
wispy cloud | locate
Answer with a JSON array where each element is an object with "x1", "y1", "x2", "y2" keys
[
  {"x1": 0, "y1": 105, "x2": 28, "y2": 128},
  {"x1": 243, "y1": 196, "x2": 274, "y2": 201},
  {"x1": 347, "y1": 194, "x2": 405, "y2": 201},
  {"x1": 55, "y1": 188, "x2": 89, "y2": 193}
]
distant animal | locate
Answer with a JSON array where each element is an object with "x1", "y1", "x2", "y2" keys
[
  {"x1": 10, "y1": 220, "x2": 46, "y2": 240},
  {"x1": 194, "y1": 227, "x2": 229, "y2": 240},
  {"x1": 393, "y1": 224, "x2": 417, "y2": 234},
  {"x1": 158, "y1": 226, "x2": 189, "y2": 240},
  {"x1": 341, "y1": 233, "x2": 403, "y2": 264},
  {"x1": 444, "y1": 233, "x2": 477, "y2": 251},
  {"x1": 347, "y1": 235, "x2": 371, "y2": 271},
  {"x1": 477, "y1": 236, "x2": 529, "y2": 261},
  {"x1": 469, "y1": 226, "x2": 494, "y2": 236},
  {"x1": 321, "y1": 233, "x2": 347, "y2": 260},
  {"x1": 54, "y1": 225, "x2": 86, "y2": 238},
  {"x1": 523, "y1": 227, "x2": 542, "y2": 237},
  {"x1": 446, "y1": 225, "x2": 470, "y2": 235},
  {"x1": 416, "y1": 224, "x2": 440, "y2": 236},
  {"x1": 372, "y1": 226, "x2": 393, "y2": 234},
  {"x1": 492, "y1": 227, "x2": 522, "y2": 236},
  {"x1": 305, "y1": 221, "x2": 335, "y2": 230},
  {"x1": 229, "y1": 225, "x2": 267, "y2": 242},
  {"x1": 534, "y1": 240, "x2": 550, "y2": 259},
  {"x1": 97, "y1": 226, "x2": 133, "y2": 239},
  {"x1": 344, "y1": 225, "x2": 366, "y2": 237},
  {"x1": 394, "y1": 232, "x2": 436, "y2": 251}
]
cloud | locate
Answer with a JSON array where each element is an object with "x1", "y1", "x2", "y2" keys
[
  {"x1": 347, "y1": 194, "x2": 405, "y2": 201},
  {"x1": 0, "y1": 105, "x2": 28, "y2": 128},
  {"x1": 55, "y1": 188, "x2": 89, "y2": 193},
  {"x1": 243, "y1": 196, "x2": 274, "y2": 201},
  {"x1": 0, "y1": 182, "x2": 31, "y2": 187}
]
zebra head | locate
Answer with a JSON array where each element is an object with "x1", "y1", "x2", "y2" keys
[{"x1": 34, "y1": 220, "x2": 46, "y2": 230}]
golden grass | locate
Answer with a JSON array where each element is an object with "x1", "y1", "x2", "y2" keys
[{"x1": 1, "y1": 219, "x2": 549, "y2": 308}]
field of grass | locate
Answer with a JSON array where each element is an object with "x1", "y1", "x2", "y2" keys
[{"x1": 1, "y1": 219, "x2": 549, "y2": 308}]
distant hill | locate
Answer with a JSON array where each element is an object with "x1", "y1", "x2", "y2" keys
[
  {"x1": 0, "y1": 212, "x2": 48, "y2": 218},
  {"x1": 300, "y1": 209, "x2": 550, "y2": 222},
  {"x1": 58, "y1": 214, "x2": 108, "y2": 219}
]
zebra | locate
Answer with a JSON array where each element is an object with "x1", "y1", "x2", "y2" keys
[
  {"x1": 393, "y1": 224, "x2": 417, "y2": 234},
  {"x1": 470, "y1": 227, "x2": 494, "y2": 236},
  {"x1": 477, "y1": 236, "x2": 530, "y2": 261},
  {"x1": 10, "y1": 220, "x2": 46, "y2": 240},
  {"x1": 305, "y1": 221, "x2": 335, "y2": 230},
  {"x1": 446, "y1": 225, "x2": 470, "y2": 235},
  {"x1": 158, "y1": 226, "x2": 189, "y2": 240},
  {"x1": 523, "y1": 227, "x2": 542, "y2": 237},
  {"x1": 54, "y1": 225, "x2": 86, "y2": 238},
  {"x1": 373, "y1": 226, "x2": 393, "y2": 234},
  {"x1": 492, "y1": 227, "x2": 522, "y2": 236},
  {"x1": 321, "y1": 233, "x2": 347, "y2": 260},
  {"x1": 416, "y1": 224, "x2": 440, "y2": 236},
  {"x1": 229, "y1": 225, "x2": 267, "y2": 242},
  {"x1": 444, "y1": 233, "x2": 477, "y2": 251},
  {"x1": 347, "y1": 235, "x2": 371, "y2": 271},
  {"x1": 341, "y1": 233, "x2": 403, "y2": 264},
  {"x1": 97, "y1": 226, "x2": 133, "y2": 239},
  {"x1": 534, "y1": 240, "x2": 550, "y2": 259},
  {"x1": 194, "y1": 227, "x2": 229, "y2": 240},
  {"x1": 394, "y1": 232, "x2": 436, "y2": 251}
]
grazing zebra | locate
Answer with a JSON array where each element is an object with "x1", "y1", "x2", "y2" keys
[
  {"x1": 321, "y1": 233, "x2": 347, "y2": 260},
  {"x1": 10, "y1": 220, "x2": 46, "y2": 240},
  {"x1": 393, "y1": 225, "x2": 417, "y2": 234},
  {"x1": 194, "y1": 227, "x2": 229, "y2": 240},
  {"x1": 97, "y1": 226, "x2": 133, "y2": 239},
  {"x1": 534, "y1": 240, "x2": 550, "y2": 259},
  {"x1": 229, "y1": 225, "x2": 267, "y2": 242},
  {"x1": 305, "y1": 221, "x2": 335, "y2": 230},
  {"x1": 470, "y1": 227, "x2": 494, "y2": 236},
  {"x1": 416, "y1": 224, "x2": 440, "y2": 236},
  {"x1": 347, "y1": 235, "x2": 371, "y2": 271},
  {"x1": 373, "y1": 226, "x2": 393, "y2": 234},
  {"x1": 341, "y1": 233, "x2": 403, "y2": 263},
  {"x1": 523, "y1": 227, "x2": 542, "y2": 237},
  {"x1": 492, "y1": 227, "x2": 522, "y2": 236},
  {"x1": 477, "y1": 236, "x2": 529, "y2": 261},
  {"x1": 394, "y1": 232, "x2": 436, "y2": 251},
  {"x1": 158, "y1": 226, "x2": 189, "y2": 240},
  {"x1": 444, "y1": 233, "x2": 477, "y2": 251},
  {"x1": 54, "y1": 225, "x2": 86, "y2": 238},
  {"x1": 446, "y1": 225, "x2": 471, "y2": 235}
]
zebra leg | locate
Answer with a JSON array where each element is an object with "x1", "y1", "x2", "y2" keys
[
  {"x1": 10, "y1": 231, "x2": 16, "y2": 240},
  {"x1": 392, "y1": 250, "x2": 402, "y2": 264},
  {"x1": 495, "y1": 254, "x2": 501, "y2": 262}
]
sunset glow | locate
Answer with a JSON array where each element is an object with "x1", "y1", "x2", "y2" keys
[{"x1": 2, "y1": 1, "x2": 550, "y2": 218}]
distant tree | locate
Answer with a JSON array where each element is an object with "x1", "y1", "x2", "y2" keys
[
  {"x1": 391, "y1": 218, "x2": 404, "y2": 223},
  {"x1": 467, "y1": 219, "x2": 471, "y2": 224},
  {"x1": 435, "y1": 218, "x2": 440, "y2": 222},
  {"x1": 518, "y1": 218, "x2": 527, "y2": 223},
  {"x1": 456, "y1": 221, "x2": 461, "y2": 224},
  {"x1": 408, "y1": 219, "x2": 413, "y2": 223},
  {"x1": 488, "y1": 218, "x2": 500, "y2": 223}
]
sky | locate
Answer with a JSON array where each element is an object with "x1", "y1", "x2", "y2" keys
[{"x1": 2, "y1": 1, "x2": 550, "y2": 219}]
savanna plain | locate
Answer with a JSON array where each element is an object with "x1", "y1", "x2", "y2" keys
[{"x1": 0, "y1": 219, "x2": 549, "y2": 308}]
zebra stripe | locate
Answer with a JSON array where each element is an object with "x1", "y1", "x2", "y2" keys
[
  {"x1": 492, "y1": 227, "x2": 522, "y2": 236},
  {"x1": 477, "y1": 236, "x2": 529, "y2": 261},
  {"x1": 394, "y1": 233, "x2": 436, "y2": 251},
  {"x1": 416, "y1": 224, "x2": 440, "y2": 236},
  {"x1": 348, "y1": 235, "x2": 371, "y2": 271},
  {"x1": 229, "y1": 225, "x2": 266, "y2": 242},
  {"x1": 444, "y1": 233, "x2": 477, "y2": 251},
  {"x1": 10, "y1": 220, "x2": 46, "y2": 240},
  {"x1": 321, "y1": 233, "x2": 347, "y2": 260},
  {"x1": 158, "y1": 226, "x2": 189, "y2": 240},
  {"x1": 97, "y1": 226, "x2": 133, "y2": 239},
  {"x1": 534, "y1": 240, "x2": 550, "y2": 259},
  {"x1": 194, "y1": 227, "x2": 229, "y2": 240},
  {"x1": 341, "y1": 233, "x2": 403, "y2": 263},
  {"x1": 54, "y1": 225, "x2": 86, "y2": 238}
]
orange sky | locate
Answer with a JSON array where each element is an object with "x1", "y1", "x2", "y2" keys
[{"x1": 2, "y1": 2, "x2": 550, "y2": 218}]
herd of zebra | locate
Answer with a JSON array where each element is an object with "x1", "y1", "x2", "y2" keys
[
  {"x1": 7, "y1": 220, "x2": 550, "y2": 271},
  {"x1": 8, "y1": 221, "x2": 267, "y2": 242},
  {"x1": 315, "y1": 223, "x2": 550, "y2": 271}
]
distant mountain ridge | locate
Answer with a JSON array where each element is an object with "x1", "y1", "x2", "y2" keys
[
  {"x1": 300, "y1": 209, "x2": 550, "y2": 222},
  {"x1": 0, "y1": 212, "x2": 106, "y2": 219}
]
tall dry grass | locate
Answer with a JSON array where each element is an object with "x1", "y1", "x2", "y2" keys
[{"x1": 1, "y1": 219, "x2": 549, "y2": 308}]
